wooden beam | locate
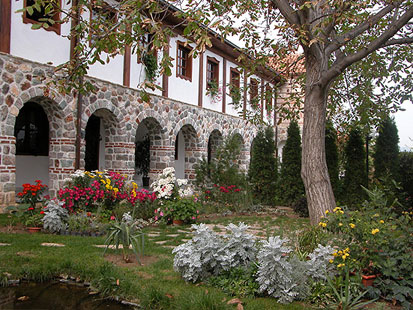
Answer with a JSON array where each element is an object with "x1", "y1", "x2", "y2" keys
[
  {"x1": 222, "y1": 58, "x2": 227, "y2": 113},
  {"x1": 162, "y1": 38, "x2": 170, "y2": 97},
  {"x1": 198, "y1": 52, "x2": 204, "y2": 107},
  {"x1": 0, "y1": 0, "x2": 11, "y2": 53}
]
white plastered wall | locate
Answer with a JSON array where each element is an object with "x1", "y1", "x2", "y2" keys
[
  {"x1": 10, "y1": 0, "x2": 71, "y2": 65},
  {"x1": 15, "y1": 156, "x2": 49, "y2": 192}
]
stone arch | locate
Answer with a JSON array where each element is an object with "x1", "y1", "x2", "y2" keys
[
  {"x1": 82, "y1": 107, "x2": 132, "y2": 173},
  {"x1": 134, "y1": 117, "x2": 168, "y2": 186},
  {"x1": 207, "y1": 129, "x2": 223, "y2": 163},
  {"x1": 173, "y1": 123, "x2": 202, "y2": 181},
  {"x1": 7, "y1": 91, "x2": 75, "y2": 199},
  {"x1": 229, "y1": 131, "x2": 249, "y2": 171}
]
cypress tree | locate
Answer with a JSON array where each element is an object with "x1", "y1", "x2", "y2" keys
[
  {"x1": 325, "y1": 121, "x2": 339, "y2": 196},
  {"x1": 373, "y1": 116, "x2": 400, "y2": 180},
  {"x1": 248, "y1": 127, "x2": 278, "y2": 205},
  {"x1": 280, "y1": 120, "x2": 304, "y2": 205},
  {"x1": 342, "y1": 127, "x2": 367, "y2": 208}
]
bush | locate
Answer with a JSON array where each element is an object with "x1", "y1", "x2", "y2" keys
[
  {"x1": 373, "y1": 116, "x2": 400, "y2": 180},
  {"x1": 42, "y1": 199, "x2": 68, "y2": 233},
  {"x1": 248, "y1": 127, "x2": 278, "y2": 205},
  {"x1": 292, "y1": 196, "x2": 308, "y2": 217},
  {"x1": 399, "y1": 151, "x2": 413, "y2": 208},
  {"x1": 341, "y1": 127, "x2": 367, "y2": 208},
  {"x1": 279, "y1": 120, "x2": 304, "y2": 206}
]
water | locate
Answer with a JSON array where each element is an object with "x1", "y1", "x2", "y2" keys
[{"x1": 0, "y1": 282, "x2": 134, "y2": 310}]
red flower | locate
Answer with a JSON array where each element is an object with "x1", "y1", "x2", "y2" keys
[
  {"x1": 40, "y1": 211, "x2": 45, "y2": 214},
  {"x1": 110, "y1": 215, "x2": 115, "y2": 220}
]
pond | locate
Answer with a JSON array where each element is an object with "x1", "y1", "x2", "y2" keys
[{"x1": 0, "y1": 282, "x2": 134, "y2": 310}]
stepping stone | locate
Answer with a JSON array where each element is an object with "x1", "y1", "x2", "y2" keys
[
  {"x1": 166, "y1": 234, "x2": 179, "y2": 237},
  {"x1": 41, "y1": 243, "x2": 65, "y2": 247},
  {"x1": 93, "y1": 244, "x2": 132, "y2": 249},
  {"x1": 163, "y1": 245, "x2": 175, "y2": 249},
  {"x1": 181, "y1": 239, "x2": 191, "y2": 242},
  {"x1": 0, "y1": 243, "x2": 11, "y2": 246},
  {"x1": 147, "y1": 233, "x2": 160, "y2": 237},
  {"x1": 154, "y1": 241, "x2": 168, "y2": 245},
  {"x1": 177, "y1": 230, "x2": 189, "y2": 233}
]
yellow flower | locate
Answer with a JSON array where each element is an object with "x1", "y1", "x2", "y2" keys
[
  {"x1": 318, "y1": 222, "x2": 327, "y2": 228},
  {"x1": 379, "y1": 220, "x2": 384, "y2": 224},
  {"x1": 113, "y1": 188, "x2": 119, "y2": 194},
  {"x1": 349, "y1": 223, "x2": 355, "y2": 229},
  {"x1": 373, "y1": 213, "x2": 380, "y2": 217},
  {"x1": 337, "y1": 263, "x2": 345, "y2": 268},
  {"x1": 339, "y1": 223, "x2": 343, "y2": 226},
  {"x1": 371, "y1": 228, "x2": 380, "y2": 235},
  {"x1": 325, "y1": 210, "x2": 330, "y2": 214},
  {"x1": 329, "y1": 259, "x2": 334, "y2": 264},
  {"x1": 333, "y1": 252, "x2": 338, "y2": 257}
]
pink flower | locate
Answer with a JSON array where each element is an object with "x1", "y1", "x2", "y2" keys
[
  {"x1": 192, "y1": 216, "x2": 195, "y2": 220},
  {"x1": 155, "y1": 216, "x2": 158, "y2": 221},
  {"x1": 110, "y1": 215, "x2": 115, "y2": 220},
  {"x1": 160, "y1": 211, "x2": 164, "y2": 216}
]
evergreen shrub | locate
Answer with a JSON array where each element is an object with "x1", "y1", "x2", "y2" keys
[{"x1": 248, "y1": 127, "x2": 278, "y2": 205}]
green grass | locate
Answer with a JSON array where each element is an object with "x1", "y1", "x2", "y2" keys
[{"x1": 0, "y1": 213, "x2": 311, "y2": 309}]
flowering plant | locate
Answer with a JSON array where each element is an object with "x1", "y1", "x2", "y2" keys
[
  {"x1": 58, "y1": 170, "x2": 156, "y2": 214},
  {"x1": 155, "y1": 197, "x2": 199, "y2": 223},
  {"x1": 151, "y1": 167, "x2": 192, "y2": 202},
  {"x1": 23, "y1": 208, "x2": 45, "y2": 227},
  {"x1": 17, "y1": 180, "x2": 47, "y2": 207}
]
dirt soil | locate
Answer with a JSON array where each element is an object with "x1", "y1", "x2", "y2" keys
[{"x1": 104, "y1": 254, "x2": 158, "y2": 268}]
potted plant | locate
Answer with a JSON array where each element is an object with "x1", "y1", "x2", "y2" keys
[
  {"x1": 135, "y1": 135, "x2": 151, "y2": 187},
  {"x1": 206, "y1": 80, "x2": 220, "y2": 98},
  {"x1": 159, "y1": 198, "x2": 199, "y2": 225},
  {"x1": 17, "y1": 180, "x2": 47, "y2": 209},
  {"x1": 24, "y1": 212, "x2": 44, "y2": 233}
]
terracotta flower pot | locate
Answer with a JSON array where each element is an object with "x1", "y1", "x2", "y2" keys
[
  {"x1": 27, "y1": 227, "x2": 41, "y2": 234},
  {"x1": 173, "y1": 219, "x2": 184, "y2": 226},
  {"x1": 361, "y1": 274, "x2": 377, "y2": 287}
]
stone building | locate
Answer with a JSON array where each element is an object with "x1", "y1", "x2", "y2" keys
[{"x1": 0, "y1": 0, "x2": 298, "y2": 210}]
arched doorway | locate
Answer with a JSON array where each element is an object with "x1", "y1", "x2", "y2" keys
[
  {"x1": 174, "y1": 124, "x2": 199, "y2": 180},
  {"x1": 207, "y1": 129, "x2": 223, "y2": 163},
  {"x1": 14, "y1": 101, "x2": 49, "y2": 191}
]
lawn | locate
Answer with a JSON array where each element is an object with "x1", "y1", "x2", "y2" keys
[{"x1": 0, "y1": 213, "x2": 310, "y2": 310}]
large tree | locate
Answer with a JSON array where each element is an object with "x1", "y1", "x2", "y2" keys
[{"x1": 25, "y1": 0, "x2": 413, "y2": 224}]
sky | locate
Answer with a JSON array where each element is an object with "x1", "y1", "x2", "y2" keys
[{"x1": 393, "y1": 101, "x2": 413, "y2": 151}]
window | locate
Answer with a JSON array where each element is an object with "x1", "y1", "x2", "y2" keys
[
  {"x1": 206, "y1": 57, "x2": 219, "y2": 88},
  {"x1": 229, "y1": 68, "x2": 241, "y2": 103},
  {"x1": 23, "y1": 0, "x2": 61, "y2": 35},
  {"x1": 14, "y1": 102, "x2": 49, "y2": 156},
  {"x1": 265, "y1": 84, "x2": 272, "y2": 111},
  {"x1": 230, "y1": 68, "x2": 240, "y2": 89},
  {"x1": 176, "y1": 41, "x2": 192, "y2": 81},
  {"x1": 90, "y1": 2, "x2": 117, "y2": 47},
  {"x1": 250, "y1": 78, "x2": 259, "y2": 105}
]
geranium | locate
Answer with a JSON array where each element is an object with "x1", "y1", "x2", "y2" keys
[{"x1": 17, "y1": 180, "x2": 47, "y2": 208}]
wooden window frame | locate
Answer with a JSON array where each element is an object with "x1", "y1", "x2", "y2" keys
[
  {"x1": 89, "y1": 1, "x2": 117, "y2": 49},
  {"x1": 137, "y1": 33, "x2": 157, "y2": 64},
  {"x1": 22, "y1": 0, "x2": 61, "y2": 35},
  {"x1": 265, "y1": 83, "x2": 272, "y2": 111},
  {"x1": 206, "y1": 56, "x2": 219, "y2": 89},
  {"x1": 230, "y1": 67, "x2": 240, "y2": 89},
  {"x1": 176, "y1": 41, "x2": 192, "y2": 81},
  {"x1": 250, "y1": 78, "x2": 259, "y2": 103}
]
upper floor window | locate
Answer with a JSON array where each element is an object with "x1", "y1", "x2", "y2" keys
[
  {"x1": 176, "y1": 41, "x2": 192, "y2": 81},
  {"x1": 229, "y1": 68, "x2": 241, "y2": 103},
  {"x1": 90, "y1": 2, "x2": 117, "y2": 47},
  {"x1": 250, "y1": 78, "x2": 259, "y2": 105},
  {"x1": 14, "y1": 102, "x2": 49, "y2": 156},
  {"x1": 23, "y1": 0, "x2": 61, "y2": 35},
  {"x1": 206, "y1": 57, "x2": 219, "y2": 89},
  {"x1": 265, "y1": 83, "x2": 273, "y2": 111}
]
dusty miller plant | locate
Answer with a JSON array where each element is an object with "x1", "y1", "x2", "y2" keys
[
  {"x1": 42, "y1": 199, "x2": 68, "y2": 233},
  {"x1": 219, "y1": 223, "x2": 257, "y2": 270},
  {"x1": 173, "y1": 223, "x2": 223, "y2": 282},
  {"x1": 256, "y1": 237, "x2": 334, "y2": 303},
  {"x1": 173, "y1": 223, "x2": 257, "y2": 283}
]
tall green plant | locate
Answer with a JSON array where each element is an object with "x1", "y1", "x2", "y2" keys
[
  {"x1": 373, "y1": 116, "x2": 400, "y2": 180},
  {"x1": 280, "y1": 120, "x2": 304, "y2": 206},
  {"x1": 342, "y1": 127, "x2": 367, "y2": 208},
  {"x1": 325, "y1": 121, "x2": 339, "y2": 197},
  {"x1": 248, "y1": 127, "x2": 278, "y2": 205}
]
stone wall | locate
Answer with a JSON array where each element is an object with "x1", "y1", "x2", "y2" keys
[{"x1": 0, "y1": 53, "x2": 263, "y2": 210}]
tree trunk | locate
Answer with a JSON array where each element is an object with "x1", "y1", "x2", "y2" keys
[{"x1": 301, "y1": 55, "x2": 336, "y2": 225}]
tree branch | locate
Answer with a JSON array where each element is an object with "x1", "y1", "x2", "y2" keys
[
  {"x1": 383, "y1": 37, "x2": 413, "y2": 47},
  {"x1": 325, "y1": 3, "x2": 398, "y2": 55},
  {"x1": 321, "y1": 5, "x2": 413, "y2": 86},
  {"x1": 271, "y1": 0, "x2": 301, "y2": 26}
]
